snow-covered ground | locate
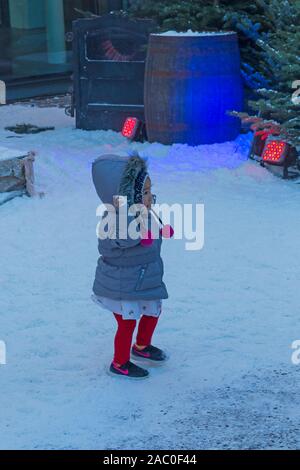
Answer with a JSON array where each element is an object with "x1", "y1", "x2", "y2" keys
[{"x1": 0, "y1": 104, "x2": 300, "y2": 450}]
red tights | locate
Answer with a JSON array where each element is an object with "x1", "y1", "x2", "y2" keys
[{"x1": 113, "y1": 313, "x2": 159, "y2": 366}]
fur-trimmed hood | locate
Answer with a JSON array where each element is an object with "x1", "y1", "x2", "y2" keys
[{"x1": 92, "y1": 152, "x2": 148, "y2": 206}]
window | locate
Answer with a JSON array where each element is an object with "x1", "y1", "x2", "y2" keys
[
  {"x1": 0, "y1": 0, "x2": 125, "y2": 82},
  {"x1": 86, "y1": 27, "x2": 148, "y2": 62}
]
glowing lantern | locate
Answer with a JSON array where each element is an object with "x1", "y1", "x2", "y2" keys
[
  {"x1": 261, "y1": 137, "x2": 298, "y2": 179},
  {"x1": 122, "y1": 117, "x2": 139, "y2": 139},
  {"x1": 262, "y1": 139, "x2": 289, "y2": 165},
  {"x1": 249, "y1": 129, "x2": 279, "y2": 161},
  {"x1": 122, "y1": 117, "x2": 147, "y2": 142}
]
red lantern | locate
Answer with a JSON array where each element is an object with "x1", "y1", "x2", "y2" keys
[
  {"x1": 122, "y1": 117, "x2": 140, "y2": 139},
  {"x1": 262, "y1": 139, "x2": 289, "y2": 165},
  {"x1": 261, "y1": 137, "x2": 299, "y2": 179},
  {"x1": 121, "y1": 117, "x2": 147, "y2": 142},
  {"x1": 249, "y1": 129, "x2": 280, "y2": 161}
]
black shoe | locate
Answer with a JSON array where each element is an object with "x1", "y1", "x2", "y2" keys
[
  {"x1": 108, "y1": 360, "x2": 149, "y2": 380},
  {"x1": 131, "y1": 344, "x2": 168, "y2": 365}
]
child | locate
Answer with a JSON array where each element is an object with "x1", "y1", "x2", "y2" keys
[{"x1": 91, "y1": 152, "x2": 169, "y2": 379}]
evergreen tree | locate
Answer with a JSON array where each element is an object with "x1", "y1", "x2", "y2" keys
[
  {"x1": 128, "y1": 0, "x2": 225, "y2": 32},
  {"x1": 232, "y1": 0, "x2": 300, "y2": 149}
]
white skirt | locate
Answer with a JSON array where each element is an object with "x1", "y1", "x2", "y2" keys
[{"x1": 91, "y1": 294, "x2": 162, "y2": 320}]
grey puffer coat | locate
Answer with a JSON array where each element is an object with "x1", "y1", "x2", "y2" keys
[{"x1": 92, "y1": 154, "x2": 168, "y2": 301}]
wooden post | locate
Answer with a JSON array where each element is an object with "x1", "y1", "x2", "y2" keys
[{"x1": 0, "y1": 148, "x2": 37, "y2": 204}]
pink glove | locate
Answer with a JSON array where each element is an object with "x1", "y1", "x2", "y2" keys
[{"x1": 160, "y1": 224, "x2": 174, "y2": 239}]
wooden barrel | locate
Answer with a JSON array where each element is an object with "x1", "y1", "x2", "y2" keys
[{"x1": 144, "y1": 32, "x2": 244, "y2": 145}]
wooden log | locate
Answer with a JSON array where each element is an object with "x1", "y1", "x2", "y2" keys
[{"x1": 0, "y1": 147, "x2": 36, "y2": 197}]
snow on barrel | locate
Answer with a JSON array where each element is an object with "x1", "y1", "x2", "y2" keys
[{"x1": 144, "y1": 31, "x2": 244, "y2": 146}]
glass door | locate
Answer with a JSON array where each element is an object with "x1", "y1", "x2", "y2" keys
[{"x1": 0, "y1": 0, "x2": 100, "y2": 81}]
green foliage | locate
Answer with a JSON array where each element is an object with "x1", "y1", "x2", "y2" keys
[
  {"x1": 128, "y1": 1, "x2": 225, "y2": 31},
  {"x1": 238, "y1": 1, "x2": 300, "y2": 148}
]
